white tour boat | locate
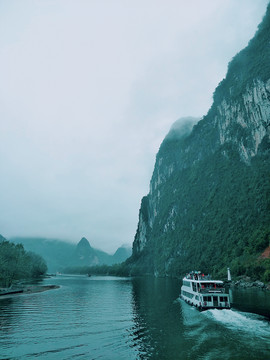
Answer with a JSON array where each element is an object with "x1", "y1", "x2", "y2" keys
[{"x1": 181, "y1": 271, "x2": 231, "y2": 310}]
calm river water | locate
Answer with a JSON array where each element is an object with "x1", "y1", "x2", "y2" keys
[{"x1": 0, "y1": 275, "x2": 270, "y2": 360}]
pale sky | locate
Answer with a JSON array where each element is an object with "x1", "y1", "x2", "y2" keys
[{"x1": 0, "y1": 0, "x2": 268, "y2": 253}]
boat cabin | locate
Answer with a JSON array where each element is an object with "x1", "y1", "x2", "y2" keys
[{"x1": 181, "y1": 271, "x2": 230, "y2": 310}]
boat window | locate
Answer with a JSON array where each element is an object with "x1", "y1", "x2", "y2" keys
[
  {"x1": 202, "y1": 283, "x2": 213, "y2": 288},
  {"x1": 192, "y1": 283, "x2": 197, "y2": 292},
  {"x1": 182, "y1": 290, "x2": 194, "y2": 299},
  {"x1": 183, "y1": 280, "x2": 191, "y2": 287},
  {"x1": 220, "y1": 296, "x2": 228, "y2": 302},
  {"x1": 203, "y1": 296, "x2": 212, "y2": 302}
]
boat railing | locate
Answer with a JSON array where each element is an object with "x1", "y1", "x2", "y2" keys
[
  {"x1": 185, "y1": 273, "x2": 211, "y2": 281},
  {"x1": 199, "y1": 288, "x2": 225, "y2": 294}
]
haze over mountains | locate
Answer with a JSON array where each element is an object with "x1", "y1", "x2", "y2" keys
[
  {"x1": 2, "y1": 4, "x2": 270, "y2": 283},
  {"x1": 11, "y1": 237, "x2": 131, "y2": 273}
]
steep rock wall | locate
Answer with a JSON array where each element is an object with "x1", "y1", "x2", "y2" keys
[{"x1": 131, "y1": 4, "x2": 270, "y2": 279}]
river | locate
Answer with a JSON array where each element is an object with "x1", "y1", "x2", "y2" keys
[{"x1": 0, "y1": 275, "x2": 269, "y2": 359}]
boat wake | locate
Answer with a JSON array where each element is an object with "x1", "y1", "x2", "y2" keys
[{"x1": 203, "y1": 308, "x2": 270, "y2": 340}]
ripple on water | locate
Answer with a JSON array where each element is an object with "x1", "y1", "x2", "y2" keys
[{"x1": 1, "y1": 277, "x2": 270, "y2": 360}]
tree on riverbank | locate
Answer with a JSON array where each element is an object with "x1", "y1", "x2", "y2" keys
[
  {"x1": 62, "y1": 263, "x2": 128, "y2": 277},
  {"x1": 0, "y1": 236, "x2": 47, "y2": 287}
]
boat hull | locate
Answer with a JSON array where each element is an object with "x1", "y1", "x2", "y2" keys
[{"x1": 181, "y1": 295, "x2": 231, "y2": 311}]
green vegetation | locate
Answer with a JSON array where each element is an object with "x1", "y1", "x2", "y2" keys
[
  {"x1": 129, "y1": 4, "x2": 270, "y2": 282},
  {"x1": 213, "y1": 3, "x2": 270, "y2": 104},
  {"x1": 10, "y1": 237, "x2": 78, "y2": 273},
  {"x1": 0, "y1": 236, "x2": 47, "y2": 287},
  {"x1": 130, "y1": 138, "x2": 270, "y2": 281}
]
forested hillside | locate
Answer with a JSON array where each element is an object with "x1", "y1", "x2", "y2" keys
[
  {"x1": 129, "y1": 4, "x2": 270, "y2": 281},
  {"x1": 0, "y1": 235, "x2": 47, "y2": 287}
]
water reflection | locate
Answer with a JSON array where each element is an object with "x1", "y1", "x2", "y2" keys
[
  {"x1": 130, "y1": 277, "x2": 270, "y2": 360},
  {"x1": 131, "y1": 277, "x2": 185, "y2": 359},
  {"x1": 231, "y1": 287, "x2": 270, "y2": 319},
  {"x1": 0, "y1": 297, "x2": 14, "y2": 335},
  {"x1": 0, "y1": 276, "x2": 269, "y2": 360}
]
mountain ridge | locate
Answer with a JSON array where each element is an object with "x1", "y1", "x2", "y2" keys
[{"x1": 10, "y1": 236, "x2": 132, "y2": 272}]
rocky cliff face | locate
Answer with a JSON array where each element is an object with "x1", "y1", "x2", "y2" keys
[
  {"x1": 215, "y1": 79, "x2": 270, "y2": 162},
  {"x1": 131, "y1": 5, "x2": 270, "y2": 280}
]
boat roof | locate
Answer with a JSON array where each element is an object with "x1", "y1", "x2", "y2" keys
[
  {"x1": 183, "y1": 271, "x2": 225, "y2": 283},
  {"x1": 183, "y1": 277, "x2": 223, "y2": 284},
  {"x1": 198, "y1": 280, "x2": 223, "y2": 283}
]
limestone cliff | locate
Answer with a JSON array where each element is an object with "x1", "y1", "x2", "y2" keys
[{"x1": 131, "y1": 4, "x2": 270, "y2": 280}]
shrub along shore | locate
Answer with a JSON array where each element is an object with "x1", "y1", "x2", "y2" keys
[{"x1": 229, "y1": 278, "x2": 270, "y2": 290}]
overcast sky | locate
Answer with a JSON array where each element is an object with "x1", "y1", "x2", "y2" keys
[{"x1": 0, "y1": 0, "x2": 268, "y2": 253}]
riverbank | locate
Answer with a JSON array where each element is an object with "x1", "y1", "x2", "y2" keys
[
  {"x1": 0, "y1": 285, "x2": 60, "y2": 298},
  {"x1": 228, "y1": 277, "x2": 270, "y2": 291}
]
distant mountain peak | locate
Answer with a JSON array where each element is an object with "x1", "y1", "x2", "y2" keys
[
  {"x1": 113, "y1": 245, "x2": 132, "y2": 263},
  {"x1": 76, "y1": 237, "x2": 93, "y2": 255},
  {"x1": 0, "y1": 234, "x2": 6, "y2": 242},
  {"x1": 78, "y1": 237, "x2": 91, "y2": 248}
]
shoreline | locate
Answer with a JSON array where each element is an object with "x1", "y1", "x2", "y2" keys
[{"x1": 0, "y1": 285, "x2": 60, "y2": 298}]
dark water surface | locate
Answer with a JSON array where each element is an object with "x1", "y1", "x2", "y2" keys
[{"x1": 0, "y1": 275, "x2": 269, "y2": 359}]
